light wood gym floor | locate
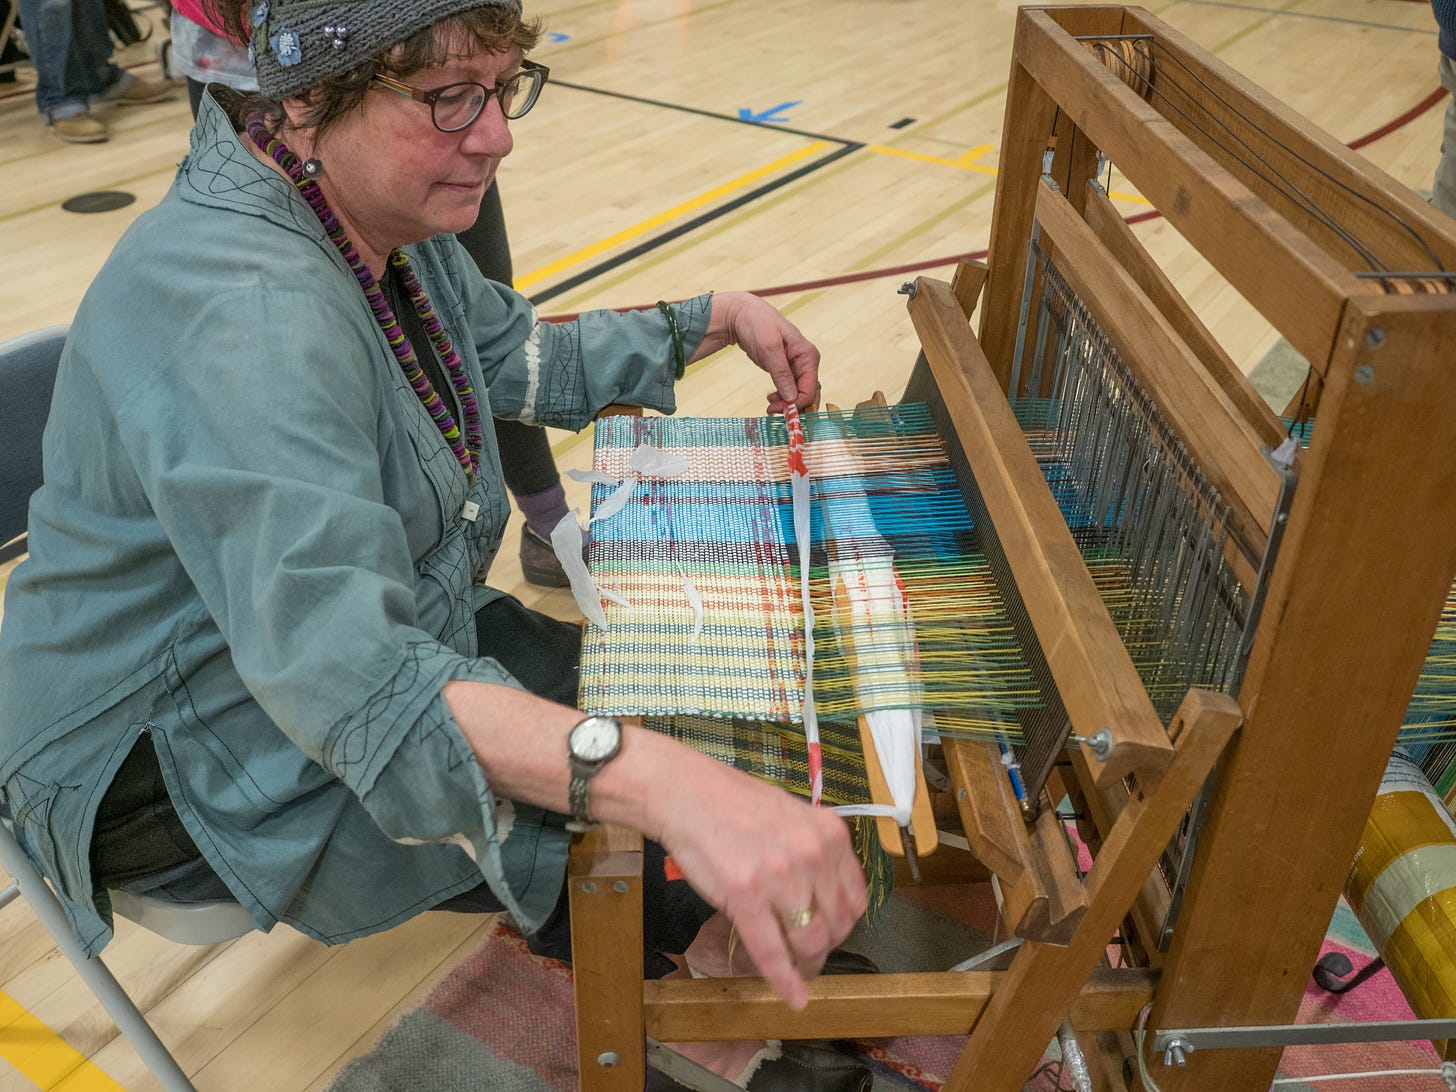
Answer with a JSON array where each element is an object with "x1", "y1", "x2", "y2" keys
[{"x1": 0, "y1": 0, "x2": 1448, "y2": 1086}]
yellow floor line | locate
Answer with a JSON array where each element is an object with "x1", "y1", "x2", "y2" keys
[
  {"x1": 0, "y1": 992, "x2": 126, "y2": 1091},
  {"x1": 866, "y1": 143, "x2": 1151, "y2": 205},
  {"x1": 867, "y1": 143, "x2": 998, "y2": 174},
  {"x1": 513, "y1": 141, "x2": 831, "y2": 291}
]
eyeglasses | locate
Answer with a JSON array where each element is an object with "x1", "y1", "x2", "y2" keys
[{"x1": 371, "y1": 60, "x2": 550, "y2": 133}]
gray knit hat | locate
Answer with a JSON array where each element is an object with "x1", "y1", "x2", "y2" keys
[{"x1": 250, "y1": 0, "x2": 522, "y2": 100}]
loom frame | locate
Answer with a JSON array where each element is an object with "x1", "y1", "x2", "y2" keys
[
  {"x1": 970, "y1": 5, "x2": 1456, "y2": 1087},
  {"x1": 564, "y1": 7, "x2": 1456, "y2": 1089}
]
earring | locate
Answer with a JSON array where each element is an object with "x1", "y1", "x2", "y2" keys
[{"x1": 302, "y1": 157, "x2": 323, "y2": 180}]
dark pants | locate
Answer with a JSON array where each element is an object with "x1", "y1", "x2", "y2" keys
[
  {"x1": 91, "y1": 596, "x2": 714, "y2": 976},
  {"x1": 457, "y1": 183, "x2": 564, "y2": 500}
]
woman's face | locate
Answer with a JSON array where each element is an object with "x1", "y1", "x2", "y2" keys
[{"x1": 304, "y1": 43, "x2": 521, "y2": 262}]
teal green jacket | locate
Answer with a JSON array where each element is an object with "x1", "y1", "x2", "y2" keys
[{"x1": 0, "y1": 92, "x2": 710, "y2": 957}]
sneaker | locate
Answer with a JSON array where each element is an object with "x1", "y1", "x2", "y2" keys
[
  {"x1": 96, "y1": 72, "x2": 174, "y2": 107},
  {"x1": 520, "y1": 524, "x2": 570, "y2": 588},
  {"x1": 51, "y1": 113, "x2": 109, "y2": 143}
]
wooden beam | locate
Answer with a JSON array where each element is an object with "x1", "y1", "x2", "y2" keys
[
  {"x1": 1121, "y1": 7, "x2": 1456, "y2": 276},
  {"x1": 1070, "y1": 748, "x2": 1171, "y2": 969},
  {"x1": 942, "y1": 688, "x2": 1242, "y2": 1089},
  {"x1": 1033, "y1": 181, "x2": 1278, "y2": 576},
  {"x1": 908, "y1": 276, "x2": 1172, "y2": 789},
  {"x1": 950, "y1": 260, "x2": 989, "y2": 323},
  {"x1": 978, "y1": 55, "x2": 1065, "y2": 390},
  {"x1": 1015, "y1": 8, "x2": 1356, "y2": 373},
  {"x1": 643, "y1": 966, "x2": 1158, "y2": 1042},
  {"x1": 943, "y1": 738, "x2": 1089, "y2": 943},
  {"x1": 943, "y1": 738, "x2": 1030, "y2": 883},
  {"x1": 1079, "y1": 181, "x2": 1283, "y2": 449},
  {"x1": 1149, "y1": 298, "x2": 1456, "y2": 1089}
]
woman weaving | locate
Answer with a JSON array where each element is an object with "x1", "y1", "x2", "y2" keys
[{"x1": 0, "y1": 1, "x2": 870, "y2": 1087}]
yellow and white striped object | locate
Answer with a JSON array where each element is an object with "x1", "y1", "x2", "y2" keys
[{"x1": 1346, "y1": 752, "x2": 1456, "y2": 1052}]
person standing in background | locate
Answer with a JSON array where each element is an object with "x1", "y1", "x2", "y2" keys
[
  {"x1": 1433, "y1": 0, "x2": 1456, "y2": 217},
  {"x1": 17, "y1": 0, "x2": 172, "y2": 142}
]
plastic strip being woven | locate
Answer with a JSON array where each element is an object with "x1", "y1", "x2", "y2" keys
[{"x1": 577, "y1": 403, "x2": 1037, "y2": 741}]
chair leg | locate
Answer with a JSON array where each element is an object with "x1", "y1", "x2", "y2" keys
[{"x1": 0, "y1": 831, "x2": 196, "y2": 1092}]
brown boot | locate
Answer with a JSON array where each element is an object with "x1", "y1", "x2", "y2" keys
[
  {"x1": 51, "y1": 113, "x2": 109, "y2": 143},
  {"x1": 96, "y1": 72, "x2": 174, "y2": 107}
]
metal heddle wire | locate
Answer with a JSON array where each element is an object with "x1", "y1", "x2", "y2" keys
[{"x1": 1012, "y1": 246, "x2": 1249, "y2": 724}]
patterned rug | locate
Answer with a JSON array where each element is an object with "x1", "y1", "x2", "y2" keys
[{"x1": 326, "y1": 886, "x2": 1440, "y2": 1091}]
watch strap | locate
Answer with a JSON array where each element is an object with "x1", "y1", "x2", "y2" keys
[{"x1": 568, "y1": 767, "x2": 595, "y2": 826}]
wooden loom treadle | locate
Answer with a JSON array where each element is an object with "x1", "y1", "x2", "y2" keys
[{"x1": 566, "y1": 7, "x2": 1456, "y2": 1089}]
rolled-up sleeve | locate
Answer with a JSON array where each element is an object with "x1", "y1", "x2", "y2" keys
[{"x1": 442, "y1": 241, "x2": 713, "y2": 430}]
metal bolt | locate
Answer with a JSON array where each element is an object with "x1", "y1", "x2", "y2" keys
[
  {"x1": 613, "y1": 880, "x2": 629, "y2": 893},
  {"x1": 581, "y1": 881, "x2": 597, "y2": 894},
  {"x1": 898, "y1": 281, "x2": 918, "y2": 297},
  {"x1": 958, "y1": 787, "x2": 968, "y2": 800},
  {"x1": 1162, "y1": 1038, "x2": 1193, "y2": 1067},
  {"x1": 1364, "y1": 328, "x2": 1385, "y2": 348},
  {"x1": 597, "y1": 1052, "x2": 620, "y2": 1068},
  {"x1": 1071, "y1": 728, "x2": 1114, "y2": 761},
  {"x1": 1354, "y1": 364, "x2": 1375, "y2": 385}
]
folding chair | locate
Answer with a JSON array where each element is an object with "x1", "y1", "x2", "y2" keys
[{"x1": 0, "y1": 325, "x2": 257, "y2": 1092}]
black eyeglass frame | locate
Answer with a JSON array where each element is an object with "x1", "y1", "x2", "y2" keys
[{"x1": 371, "y1": 59, "x2": 550, "y2": 132}]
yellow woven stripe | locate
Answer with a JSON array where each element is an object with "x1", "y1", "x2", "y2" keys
[
  {"x1": 1354, "y1": 840, "x2": 1456, "y2": 954},
  {"x1": 0, "y1": 991, "x2": 125, "y2": 1090},
  {"x1": 1382, "y1": 887, "x2": 1456, "y2": 1020},
  {"x1": 1348, "y1": 790, "x2": 1456, "y2": 907}
]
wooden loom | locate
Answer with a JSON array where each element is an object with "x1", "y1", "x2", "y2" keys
[{"x1": 564, "y1": 6, "x2": 1456, "y2": 1089}]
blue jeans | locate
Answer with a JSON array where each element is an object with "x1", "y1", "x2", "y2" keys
[
  {"x1": 1437, "y1": 55, "x2": 1456, "y2": 220},
  {"x1": 18, "y1": 0, "x2": 119, "y2": 118}
]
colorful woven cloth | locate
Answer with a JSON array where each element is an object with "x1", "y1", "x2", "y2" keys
[{"x1": 576, "y1": 403, "x2": 1036, "y2": 740}]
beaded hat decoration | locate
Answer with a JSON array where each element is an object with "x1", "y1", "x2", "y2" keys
[{"x1": 250, "y1": 0, "x2": 522, "y2": 100}]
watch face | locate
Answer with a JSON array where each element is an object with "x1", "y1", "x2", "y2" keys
[{"x1": 571, "y1": 717, "x2": 620, "y2": 762}]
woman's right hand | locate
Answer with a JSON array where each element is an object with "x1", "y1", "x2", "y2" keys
[{"x1": 642, "y1": 743, "x2": 868, "y2": 1008}]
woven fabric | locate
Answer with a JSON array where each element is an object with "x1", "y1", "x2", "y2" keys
[
  {"x1": 578, "y1": 405, "x2": 1035, "y2": 738},
  {"x1": 645, "y1": 714, "x2": 873, "y2": 807}
]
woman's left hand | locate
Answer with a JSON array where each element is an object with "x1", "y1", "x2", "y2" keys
[{"x1": 692, "y1": 291, "x2": 821, "y2": 414}]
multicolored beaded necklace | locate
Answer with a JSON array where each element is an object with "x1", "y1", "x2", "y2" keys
[{"x1": 245, "y1": 114, "x2": 481, "y2": 482}]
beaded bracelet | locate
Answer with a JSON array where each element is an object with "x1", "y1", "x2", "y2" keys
[{"x1": 656, "y1": 300, "x2": 687, "y2": 380}]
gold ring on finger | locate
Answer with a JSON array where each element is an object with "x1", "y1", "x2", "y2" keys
[{"x1": 781, "y1": 904, "x2": 816, "y2": 930}]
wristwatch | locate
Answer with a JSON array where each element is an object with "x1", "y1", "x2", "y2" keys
[{"x1": 566, "y1": 715, "x2": 623, "y2": 829}]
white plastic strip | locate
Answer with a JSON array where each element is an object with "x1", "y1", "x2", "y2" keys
[
  {"x1": 676, "y1": 560, "x2": 704, "y2": 644},
  {"x1": 784, "y1": 404, "x2": 822, "y2": 805},
  {"x1": 832, "y1": 708, "x2": 919, "y2": 826},
  {"x1": 550, "y1": 510, "x2": 607, "y2": 629},
  {"x1": 628, "y1": 444, "x2": 690, "y2": 477}
]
